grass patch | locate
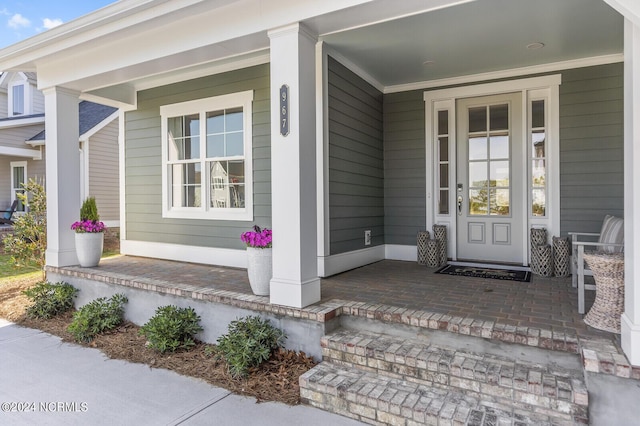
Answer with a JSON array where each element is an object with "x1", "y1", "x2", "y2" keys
[{"x1": 0, "y1": 253, "x2": 40, "y2": 279}]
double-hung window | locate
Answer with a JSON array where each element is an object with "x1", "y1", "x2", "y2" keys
[
  {"x1": 10, "y1": 83, "x2": 25, "y2": 116},
  {"x1": 161, "y1": 91, "x2": 253, "y2": 221}
]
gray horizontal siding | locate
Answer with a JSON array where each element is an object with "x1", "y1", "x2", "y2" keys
[
  {"x1": 124, "y1": 64, "x2": 270, "y2": 249},
  {"x1": 328, "y1": 56, "x2": 384, "y2": 255},
  {"x1": 559, "y1": 62, "x2": 624, "y2": 234},
  {"x1": 383, "y1": 90, "x2": 425, "y2": 245}
]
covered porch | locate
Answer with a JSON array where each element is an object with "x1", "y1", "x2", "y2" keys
[{"x1": 47, "y1": 255, "x2": 628, "y2": 366}]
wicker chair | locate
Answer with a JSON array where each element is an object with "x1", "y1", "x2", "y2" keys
[{"x1": 569, "y1": 215, "x2": 624, "y2": 314}]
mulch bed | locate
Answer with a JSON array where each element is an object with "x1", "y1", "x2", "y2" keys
[{"x1": 15, "y1": 309, "x2": 316, "y2": 406}]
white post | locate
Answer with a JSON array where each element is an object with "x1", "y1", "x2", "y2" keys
[
  {"x1": 621, "y1": 18, "x2": 640, "y2": 365},
  {"x1": 268, "y1": 23, "x2": 321, "y2": 308},
  {"x1": 43, "y1": 87, "x2": 81, "y2": 267}
]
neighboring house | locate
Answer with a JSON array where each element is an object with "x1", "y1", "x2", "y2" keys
[
  {"x1": 0, "y1": 0, "x2": 638, "y2": 363},
  {"x1": 0, "y1": 72, "x2": 119, "y2": 225}
]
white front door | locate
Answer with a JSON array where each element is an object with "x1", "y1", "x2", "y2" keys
[{"x1": 456, "y1": 93, "x2": 524, "y2": 264}]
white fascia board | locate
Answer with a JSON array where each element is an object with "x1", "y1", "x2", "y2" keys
[
  {"x1": 79, "y1": 110, "x2": 119, "y2": 142},
  {"x1": 0, "y1": 145, "x2": 41, "y2": 159},
  {"x1": 0, "y1": 116, "x2": 45, "y2": 129},
  {"x1": 26, "y1": 0, "x2": 374, "y2": 91},
  {"x1": 25, "y1": 139, "x2": 44, "y2": 147}
]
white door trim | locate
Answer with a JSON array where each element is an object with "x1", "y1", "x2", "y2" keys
[{"x1": 424, "y1": 74, "x2": 561, "y2": 264}]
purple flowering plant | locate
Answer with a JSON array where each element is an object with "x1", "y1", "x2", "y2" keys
[
  {"x1": 240, "y1": 225, "x2": 272, "y2": 248},
  {"x1": 71, "y1": 219, "x2": 106, "y2": 233}
]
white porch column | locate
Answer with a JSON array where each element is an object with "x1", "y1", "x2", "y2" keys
[
  {"x1": 268, "y1": 23, "x2": 321, "y2": 308},
  {"x1": 621, "y1": 18, "x2": 640, "y2": 365},
  {"x1": 43, "y1": 87, "x2": 81, "y2": 267}
]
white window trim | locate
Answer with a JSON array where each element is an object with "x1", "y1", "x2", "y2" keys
[
  {"x1": 10, "y1": 161, "x2": 27, "y2": 211},
  {"x1": 160, "y1": 90, "x2": 254, "y2": 221},
  {"x1": 8, "y1": 80, "x2": 29, "y2": 117}
]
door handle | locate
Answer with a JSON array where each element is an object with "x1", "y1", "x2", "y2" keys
[{"x1": 457, "y1": 195, "x2": 463, "y2": 216}]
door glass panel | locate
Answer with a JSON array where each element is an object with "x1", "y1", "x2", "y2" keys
[
  {"x1": 468, "y1": 107, "x2": 486, "y2": 132},
  {"x1": 469, "y1": 162, "x2": 487, "y2": 187},
  {"x1": 489, "y1": 135, "x2": 509, "y2": 159},
  {"x1": 469, "y1": 188, "x2": 487, "y2": 215},
  {"x1": 468, "y1": 137, "x2": 487, "y2": 160},
  {"x1": 489, "y1": 104, "x2": 508, "y2": 130},
  {"x1": 439, "y1": 190, "x2": 449, "y2": 215},
  {"x1": 532, "y1": 188, "x2": 546, "y2": 216},
  {"x1": 491, "y1": 189, "x2": 510, "y2": 215},
  {"x1": 490, "y1": 161, "x2": 509, "y2": 187},
  {"x1": 440, "y1": 164, "x2": 449, "y2": 187}
]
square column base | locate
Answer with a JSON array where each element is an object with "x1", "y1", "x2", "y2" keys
[
  {"x1": 622, "y1": 313, "x2": 640, "y2": 366},
  {"x1": 46, "y1": 248, "x2": 79, "y2": 268},
  {"x1": 270, "y1": 277, "x2": 321, "y2": 308}
]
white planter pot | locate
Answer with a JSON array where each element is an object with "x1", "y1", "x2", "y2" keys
[
  {"x1": 75, "y1": 232, "x2": 104, "y2": 267},
  {"x1": 246, "y1": 247, "x2": 272, "y2": 296}
]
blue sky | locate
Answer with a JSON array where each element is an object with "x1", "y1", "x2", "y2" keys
[{"x1": 0, "y1": 1, "x2": 116, "y2": 49}]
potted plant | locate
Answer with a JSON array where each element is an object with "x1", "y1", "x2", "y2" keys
[
  {"x1": 241, "y1": 225, "x2": 272, "y2": 296},
  {"x1": 71, "y1": 197, "x2": 105, "y2": 267}
]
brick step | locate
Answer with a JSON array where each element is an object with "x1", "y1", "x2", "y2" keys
[
  {"x1": 300, "y1": 362, "x2": 576, "y2": 425},
  {"x1": 320, "y1": 328, "x2": 588, "y2": 423}
]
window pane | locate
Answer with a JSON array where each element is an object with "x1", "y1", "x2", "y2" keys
[
  {"x1": 207, "y1": 134, "x2": 224, "y2": 157},
  {"x1": 489, "y1": 135, "x2": 509, "y2": 159},
  {"x1": 491, "y1": 189, "x2": 510, "y2": 215},
  {"x1": 532, "y1": 100, "x2": 545, "y2": 128},
  {"x1": 225, "y1": 107, "x2": 243, "y2": 132},
  {"x1": 168, "y1": 137, "x2": 184, "y2": 161},
  {"x1": 468, "y1": 137, "x2": 487, "y2": 160},
  {"x1": 437, "y1": 110, "x2": 448, "y2": 135},
  {"x1": 439, "y1": 164, "x2": 449, "y2": 187},
  {"x1": 12, "y1": 85, "x2": 24, "y2": 115},
  {"x1": 185, "y1": 136, "x2": 200, "y2": 160},
  {"x1": 185, "y1": 114, "x2": 200, "y2": 137},
  {"x1": 532, "y1": 131, "x2": 545, "y2": 158},
  {"x1": 532, "y1": 159, "x2": 546, "y2": 187},
  {"x1": 228, "y1": 160, "x2": 245, "y2": 185},
  {"x1": 439, "y1": 137, "x2": 448, "y2": 162},
  {"x1": 468, "y1": 107, "x2": 486, "y2": 132},
  {"x1": 168, "y1": 117, "x2": 183, "y2": 138},
  {"x1": 469, "y1": 188, "x2": 487, "y2": 215},
  {"x1": 226, "y1": 132, "x2": 244, "y2": 156},
  {"x1": 13, "y1": 166, "x2": 24, "y2": 186},
  {"x1": 207, "y1": 111, "x2": 224, "y2": 134},
  {"x1": 171, "y1": 163, "x2": 201, "y2": 207},
  {"x1": 490, "y1": 161, "x2": 509, "y2": 187},
  {"x1": 469, "y1": 162, "x2": 487, "y2": 187},
  {"x1": 489, "y1": 104, "x2": 508, "y2": 131},
  {"x1": 439, "y1": 190, "x2": 449, "y2": 215},
  {"x1": 532, "y1": 189, "x2": 546, "y2": 216}
]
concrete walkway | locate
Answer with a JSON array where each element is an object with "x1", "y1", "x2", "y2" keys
[{"x1": 0, "y1": 320, "x2": 363, "y2": 426}]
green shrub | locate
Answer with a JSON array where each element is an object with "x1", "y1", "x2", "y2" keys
[
  {"x1": 22, "y1": 281, "x2": 77, "y2": 319},
  {"x1": 216, "y1": 316, "x2": 286, "y2": 378},
  {"x1": 3, "y1": 178, "x2": 47, "y2": 276},
  {"x1": 139, "y1": 305, "x2": 203, "y2": 353},
  {"x1": 79, "y1": 197, "x2": 99, "y2": 221},
  {"x1": 67, "y1": 294, "x2": 127, "y2": 342}
]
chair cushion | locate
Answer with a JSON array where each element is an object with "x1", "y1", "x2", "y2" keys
[
  {"x1": 598, "y1": 215, "x2": 624, "y2": 253},
  {"x1": 3, "y1": 212, "x2": 10, "y2": 220}
]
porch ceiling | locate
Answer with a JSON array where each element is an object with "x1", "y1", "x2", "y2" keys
[{"x1": 316, "y1": 0, "x2": 623, "y2": 90}]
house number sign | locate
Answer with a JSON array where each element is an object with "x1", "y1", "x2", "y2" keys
[{"x1": 280, "y1": 84, "x2": 289, "y2": 136}]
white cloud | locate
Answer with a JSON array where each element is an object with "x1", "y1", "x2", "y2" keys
[
  {"x1": 8, "y1": 13, "x2": 30, "y2": 29},
  {"x1": 42, "y1": 18, "x2": 63, "y2": 30}
]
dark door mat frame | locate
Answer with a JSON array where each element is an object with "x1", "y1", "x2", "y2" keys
[{"x1": 435, "y1": 264, "x2": 532, "y2": 282}]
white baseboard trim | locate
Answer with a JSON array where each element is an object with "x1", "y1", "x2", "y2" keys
[
  {"x1": 120, "y1": 240, "x2": 246, "y2": 268},
  {"x1": 318, "y1": 245, "x2": 385, "y2": 277},
  {"x1": 621, "y1": 313, "x2": 640, "y2": 366},
  {"x1": 385, "y1": 244, "x2": 417, "y2": 262}
]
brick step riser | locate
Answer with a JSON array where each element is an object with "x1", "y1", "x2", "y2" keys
[
  {"x1": 321, "y1": 333, "x2": 588, "y2": 419},
  {"x1": 300, "y1": 362, "x2": 585, "y2": 426}
]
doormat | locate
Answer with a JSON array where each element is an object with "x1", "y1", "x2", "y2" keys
[{"x1": 435, "y1": 265, "x2": 531, "y2": 282}]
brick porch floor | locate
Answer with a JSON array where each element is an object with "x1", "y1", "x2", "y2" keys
[{"x1": 75, "y1": 255, "x2": 608, "y2": 340}]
